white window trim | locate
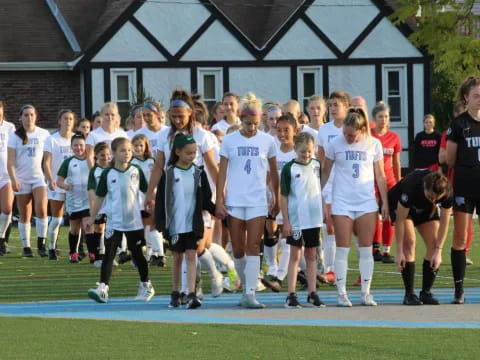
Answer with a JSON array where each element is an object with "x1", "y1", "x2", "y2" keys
[
  {"x1": 297, "y1": 66, "x2": 322, "y2": 111},
  {"x1": 197, "y1": 67, "x2": 223, "y2": 103},
  {"x1": 110, "y1": 68, "x2": 137, "y2": 104},
  {"x1": 382, "y1": 64, "x2": 407, "y2": 127}
]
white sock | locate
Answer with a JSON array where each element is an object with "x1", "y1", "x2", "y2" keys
[
  {"x1": 316, "y1": 246, "x2": 325, "y2": 273},
  {"x1": 383, "y1": 245, "x2": 391, "y2": 254},
  {"x1": 323, "y1": 232, "x2": 336, "y2": 273},
  {"x1": 0, "y1": 213, "x2": 11, "y2": 238},
  {"x1": 19, "y1": 222, "x2": 31, "y2": 248},
  {"x1": 209, "y1": 243, "x2": 234, "y2": 271},
  {"x1": 36, "y1": 217, "x2": 48, "y2": 239},
  {"x1": 198, "y1": 248, "x2": 220, "y2": 278},
  {"x1": 181, "y1": 258, "x2": 188, "y2": 294},
  {"x1": 263, "y1": 244, "x2": 278, "y2": 276},
  {"x1": 98, "y1": 232, "x2": 105, "y2": 254},
  {"x1": 48, "y1": 217, "x2": 62, "y2": 249},
  {"x1": 359, "y1": 246, "x2": 374, "y2": 295},
  {"x1": 245, "y1": 256, "x2": 260, "y2": 295},
  {"x1": 144, "y1": 225, "x2": 152, "y2": 250},
  {"x1": 299, "y1": 247, "x2": 306, "y2": 272},
  {"x1": 276, "y1": 238, "x2": 290, "y2": 281},
  {"x1": 149, "y1": 230, "x2": 165, "y2": 257},
  {"x1": 233, "y1": 255, "x2": 246, "y2": 292},
  {"x1": 335, "y1": 247, "x2": 350, "y2": 295},
  {"x1": 118, "y1": 234, "x2": 127, "y2": 254}
]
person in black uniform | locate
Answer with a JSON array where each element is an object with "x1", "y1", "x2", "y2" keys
[
  {"x1": 413, "y1": 114, "x2": 442, "y2": 171},
  {"x1": 446, "y1": 76, "x2": 480, "y2": 304},
  {"x1": 389, "y1": 170, "x2": 452, "y2": 305}
]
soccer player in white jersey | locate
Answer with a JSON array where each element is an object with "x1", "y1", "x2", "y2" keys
[
  {"x1": 265, "y1": 105, "x2": 282, "y2": 138},
  {"x1": 134, "y1": 101, "x2": 168, "y2": 158},
  {"x1": 316, "y1": 91, "x2": 351, "y2": 285},
  {"x1": 125, "y1": 104, "x2": 145, "y2": 139},
  {"x1": 216, "y1": 92, "x2": 279, "y2": 309},
  {"x1": 43, "y1": 109, "x2": 75, "y2": 259},
  {"x1": 0, "y1": 101, "x2": 15, "y2": 255},
  {"x1": 7, "y1": 105, "x2": 50, "y2": 257},
  {"x1": 87, "y1": 137, "x2": 154, "y2": 303},
  {"x1": 211, "y1": 92, "x2": 241, "y2": 133},
  {"x1": 321, "y1": 108, "x2": 389, "y2": 307},
  {"x1": 57, "y1": 134, "x2": 93, "y2": 263},
  {"x1": 282, "y1": 132, "x2": 325, "y2": 308}
]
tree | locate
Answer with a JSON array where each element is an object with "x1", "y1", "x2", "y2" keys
[{"x1": 391, "y1": 0, "x2": 480, "y2": 128}]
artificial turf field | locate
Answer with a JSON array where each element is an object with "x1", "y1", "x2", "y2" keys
[{"x1": 1, "y1": 224, "x2": 480, "y2": 359}]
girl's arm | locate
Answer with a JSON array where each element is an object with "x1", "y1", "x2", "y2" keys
[
  {"x1": 56, "y1": 176, "x2": 71, "y2": 191},
  {"x1": 88, "y1": 189, "x2": 96, "y2": 210},
  {"x1": 446, "y1": 140, "x2": 457, "y2": 168},
  {"x1": 280, "y1": 195, "x2": 291, "y2": 238},
  {"x1": 86, "y1": 145, "x2": 95, "y2": 168},
  {"x1": 43, "y1": 151, "x2": 56, "y2": 190},
  {"x1": 203, "y1": 149, "x2": 219, "y2": 185},
  {"x1": 145, "y1": 150, "x2": 165, "y2": 213},
  {"x1": 394, "y1": 203, "x2": 409, "y2": 271},
  {"x1": 7, "y1": 147, "x2": 19, "y2": 192},
  {"x1": 320, "y1": 157, "x2": 333, "y2": 189},
  {"x1": 430, "y1": 206, "x2": 452, "y2": 271},
  {"x1": 392, "y1": 152, "x2": 401, "y2": 182},
  {"x1": 316, "y1": 145, "x2": 325, "y2": 163},
  {"x1": 268, "y1": 157, "x2": 280, "y2": 217},
  {"x1": 215, "y1": 156, "x2": 228, "y2": 220},
  {"x1": 86, "y1": 196, "x2": 105, "y2": 227},
  {"x1": 374, "y1": 159, "x2": 389, "y2": 220}
]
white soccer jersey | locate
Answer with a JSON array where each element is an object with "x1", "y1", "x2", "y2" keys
[
  {"x1": 86, "y1": 127, "x2": 128, "y2": 148},
  {"x1": 57, "y1": 156, "x2": 90, "y2": 213},
  {"x1": 211, "y1": 119, "x2": 241, "y2": 133},
  {"x1": 220, "y1": 130, "x2": 276, "y2": 207},
  {"x1": 0, "y1": 120, "x2": 15, "y2": 180},
  {"x1": 281, "y1": 159, "x2": 323, "y2": 230},
  {"x1": 96, "y1": 164, "x2": 148, "y2": 231},
  {"x1": 301, "y1": 124, "x2": 318, "y2": 144},
  {"x1": 126, "y1": 129, "x2": 135, "y2": 139},
  {"x1": 44, "y1": 132, "x2": 73, "y2": 194},
  {"x1": 88, "y1": 165, "x2": 108, "y2": 215},
  {"x1": 275, "y1": 144, "x2": 296, "y2": 224},
  {"x1": 131, "y1": 157, "x2": 154, "y2": 209},
  {"x1": 7, "y1": 126, "x2": 50, "y2": 182},
  {"x1": 169, "y1": 165, "x2": 196, "y2": 235},
  {"x1": 134, "y1": 125, "x2": 168, "y2": 158},
  {"x1": 325, "y1": 135, "x2": 383, "y2": 211}
]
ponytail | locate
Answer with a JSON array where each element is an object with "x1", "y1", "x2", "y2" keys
[{"x1": 17, "y1": 104, "x2": 36, "y2": 145}]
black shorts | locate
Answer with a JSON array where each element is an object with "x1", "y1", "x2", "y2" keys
[
  {"x1": 69, "y1": 209, "x2": 90, "y2": 220},
  {"x1": 287, "y1": 227, "x2": 320, "y2": 248},
  {"x1": 94, "y1": 214, "x2": 106, "y2": 225},
  {"x1": 389, "y1": 207, "x2": 439, "y2": 227},
  {"x1": 141, "y1": 210, "x2": 150, "y2": 219},
  {"x1": 453, "y1": 196, "x2": 480, "y2": 214},
  {"x1": 168, "y1": 232, "x2": 198, "y2": 253},
  {"x1": 105, "y1": 229, "x2": 145, "y2": 250}
]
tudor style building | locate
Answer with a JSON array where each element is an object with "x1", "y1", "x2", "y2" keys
[{"x1": 0, "y1": 0, "x2": 431, "y2": 166}]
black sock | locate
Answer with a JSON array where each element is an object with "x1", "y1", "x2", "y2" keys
[
  {"x1": 373, "y1": 243, "x2": 380, "y2": 252},
  {"x1": 93, "y1": 233, "x2": 101, "y2": 257},
  {"x1": 401, "y1": 262, "x2": 415, "y2": 295},
  {"x1": 37, "y1": 237, "x2": 45, "y2": 249},
  {"x1": 86, "y1": 233, "x2": 97, "y2": 254},
  {"x1": 5, "y1": 223, "x2": 11, "y2": 243},
  {"x1": 422, "y1": 259, "x2": 437, "y2": 293},
  {"x1": 451, "y1": 248, "x2": 466, "y2": 296},
  {"x1": 68, "y1": 233, "x2": 79, "y2": 254}
]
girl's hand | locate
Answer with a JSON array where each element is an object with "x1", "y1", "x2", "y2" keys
[
  {"x1": 63, "y1": 184, "x2": 72, "y2": 191},
  {"x1": 48, "y1": 180, "x2": 56, "y2": 191},
  {"x1": 381, "y1": 203, "x2": 389, "y2": 221},
  {"x1": 269, "y1": 199, "x2": 279, "y2": 218},
  {"x1": 323, "y1": 206, "x2": 333, "y2": 231},
  {"x1": 11, "y1": 179, "x2": 20, "y2": 193},
  {"x1": 145, "y1": 193, "x2": 155, "y2": 214},
  {"x1": 430, "y1": 249, "x2": 442, "y2": 272},
  {"x1": 215, "y1": 203, "x2": 228, "y2": 220},
  {"x1": 282, "y1": 222, "x2": 292, "y2": 238},
  {"x1": 396, "y1": 249, "x2": 406, "y2": 271},
  {"x1": 85, "y1": 216, "x2": 95, "y2": 228}
]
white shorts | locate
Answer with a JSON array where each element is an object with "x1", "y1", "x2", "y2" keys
[
  {"x1": 14, "y1": 178, "x2": 46, "y2": 195},
  {"x1": 331, "y1": 208, "x2": 377, "y2": 220},
  {"x1": 227, "y1": 205, "x2": 268, "y2": 221},
  {"x1": 0, "y1": 179, "x2": 10, "y2": 191},
  {"x1": 202, "y1": 211, "x2": 214, "y2": 228},
  {"x1": 47, "y1": 189, "x2": 66, "y2": 201}
]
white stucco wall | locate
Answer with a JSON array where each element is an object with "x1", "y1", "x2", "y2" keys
[
  {"x1": 142, "y1": 68, "x2": 191, "y2": 107},
  {"x1": 91, "y1": 69, "x2": 104, "y2": 113}
]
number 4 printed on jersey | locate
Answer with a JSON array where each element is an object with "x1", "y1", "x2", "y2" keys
[{"x1": 244, "y1": 159, "x2": 252, "y2": 174}]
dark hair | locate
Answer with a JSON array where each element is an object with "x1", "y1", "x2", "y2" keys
[
  {"x1": 0, "y1": 100, "x2": 4, "y2": 108},
  {"x1": 70, "y1": 132, "x2": 85, "y2": 145},
  {"x1": 110, "y1": 137, "x2": 131, "y2": 167},
  {"x1": 57, "y1": 109, "x2": 77, "y2": 129},
  {"x1": 222, "y1": 92, "x2": 240, "y2": 103},
  {"x1": 93, "y1": 142, "x2": 110, "y2": 162},
  {"x1": 16, "y1": 105, "x2": 37, "y2": 145},
  {"x1": 192, "y1": 93, "x2": 209, "y2": 126},
  {"x1": 168, "y1": 89, "x2": 195, "y2": 146},
  {"x1": 92, "y1": 111, "x2": 101, "y2": 119},
  {"x1": 168, "y1": 133, "x2": 195, "y2": 166},
  {"x1": 328, "y1": 90, "x2": 351, "y2": 107},
  {"x1": 371, "y1": 101, "x2": 390, "y2": 119},
  {"x1": 457, "y1": 76, "x2": 480, "y2": 106},
  {"x1": 423, "y1": 171, "x2": 452, "y2": 217},
  {"x1": 276, "y1": 113, "x2": 298, "y2": 130},
  {"x1": 131, "y1": 134, "x2": 153, "y2": 160},
  {"x1": 210, "y1": 101, "x2": 224, "y2": 126}
]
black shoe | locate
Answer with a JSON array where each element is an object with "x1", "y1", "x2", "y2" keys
[
  {"x1": 0, "y1": 239, "x2": 5, "y2": 256},
  {"x1": 284, "y1": 292, "x2": 302, "y2": 309},
  {"x1": 186, "y1": 292, "x2": 202, "y2": 309},
  {"x1": 261, "y1": 275, "x2": 281, "y2": 292},
  {"x1": 37, "y1": 246, "x2": 48, "y2": 258},
  {"x1": 307, "y1": 292, "x2": 326, "y2": 308},
  {"x1": 403, "y1": 293, "x2": 422, "y2": 305},
  {"x1": 118, "y1": 251, "x2": 131, "y2": 264},
  {"x1": 22, "y1": 247, "x2": 33, "y2": 258},
  {"x1": 149, "y1": 255, "x2": 165, "y2": 267},
  {"x1": 419, "y1": 291, "x2": 440, "y2": 305},
  {"x1": 452, "y1": 292, "x2": 465, "y2": 304},
  {"x1": 297, "y1": 270, "x2": 307, "y2": 287},
  {"x1": 180, "y1": 292, "x2": 188, "y2": 305},
  {"x1": 169, "y1": 291, "x2": 181, "y2": 308},
  {"x1": 382, "y1": 253, "x2": 395, "y2": 264},
  {"x1": 48, "y1": 249, "x2": 57, "y2": 260},
  {"x1": 373, "y1": 250, "x2": 383, "y2": 262}
]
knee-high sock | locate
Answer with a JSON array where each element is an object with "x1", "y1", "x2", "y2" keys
[
  {"x1": 382, "y1": 218, "x2": 394, "y2": 252},
  {"x1": 299, "y1": 247, "x2": 306, "y2": 272},
  {"x1": 97, "y1": 232, "x2": 105, "y2": 255},
  {"x1": 118, "y1": 233, "x2": 127, "y2": 254},
  {"x1": 245, "y1": 256, "x2": 260, "y2": 295},
  {"x1": 401, "y1": 262, "x2": 415, "y2": 295},
  {"x1": 149, "y1": 230, "x2": 164, "y2": 257},
  {"x1": 47, "y1": 217, "x2": 62, "y2": 249},
  {"x1": 68, "y1": 232, "x2": 80, "y2": 254},
  {"x1": 86, "y1": 233, "x2": 98, "y2": 255},
  {"x1": 144, "y1": 225, "x2": 152, "y2": 249},
  {"x1": 263, "y1": 244, "x2": 278, "y2": 276},
  {"x1": 451, "y1": 248, "x2": 466, "y2": 296},
  {"x1": 276, "y1": 238, "x2": 290, "y2": 281},
  {"x1": 359, "y1": 246, "x2": 374, "y2": 295},
  {"x1": 209, "y1": 242, "x2": 235, "y2": 271},
  {"x1": 233, "y1": 256, "x2": 246, "y2": 292},
  {"x1": 181, "y1": 257, "x2": 188, "y2": 294},
  {"x1": 322, "y1": 231, "x2": 336, "y2": 273},
  {"x1": 0, "y1": 213, "x2": 11, "y2": 238},
  {"x1": 373, "y1": 217, "x2": 382, "y2": 247},
  {"x1": 36, "y1": 217, "x2": 48, "y2": 241},
  {"x1": 18, "y1": 222, "x2": 31, "y2": 248},
  {"x1": 422, "y1": 258, "x2": 437, "y2": 293},
  {"x1": 198, "y1": 249, "x2": 220, "y2": 279},
  {"x1": 334, "y1": 247, "x2": 350, "y2": 295}
]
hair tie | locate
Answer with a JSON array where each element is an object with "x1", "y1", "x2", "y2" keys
[
  {"x1": 143, "y1": 102, "x2": 159, "y2": 113},
  {"x1": 170, "y1": 99, "x2": 191, "y2": 109},
  {"x1": 241, "y1": 109, "x2": 262, "y2": 117}
]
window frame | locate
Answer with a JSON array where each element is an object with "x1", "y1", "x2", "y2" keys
[
  {"x1": 197, "y1": 67, "x2": 223, "y2": 109},
  {"x1": 297, "y1": 66, "x2": 322, "y2": 112},
  {"x1": 382, "y1": 64, "x2": 407, "y2": 126},
  {"x1": 110, "y1": 68, "x2": 137, "y2": 122}
]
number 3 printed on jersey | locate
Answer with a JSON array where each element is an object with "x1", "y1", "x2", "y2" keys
[
  {"x1": 352, "y1": 163, "x2": 359, "y2": 178},
  {"x1": 27, "y1": 147, "x2": 36, "y2": 157},
  {"x1": 244, "y1": 159, "x2": 252, "y2": 174}
]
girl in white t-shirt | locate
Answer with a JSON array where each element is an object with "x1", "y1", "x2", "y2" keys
[
  {"x1": 125, "y1": 104, "x2": 145, "y2": 139},
  {"x1": 321, "y1": 108, "x2": 389, "y2": 307},
  {"x1": 211, "y1": 92, "x2": 241, "y2": 133},
  {"x1": 216, "y1": 92, "x2": 279, "y2": 309},
  {"x1": 43, "y1": 109, "x2": 75, "y2": 259},
  {"x1": 76, "y1": 118, "x2": 91, "y2": 139},
  {"x1": 265, "y1": 106, "x2": 282, "y2": 138},
  {"x1": 7, "y1": 105, "x2": 50, "y2": 257},
  {"x1": 134, "y1": 101, "x2": 167, "y2": 158}
]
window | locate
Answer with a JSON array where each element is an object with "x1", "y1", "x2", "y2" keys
[
  {"x1": 297, "y1": 67, "x2": 322, "y2": 112},
  {"x1": 111, "y1": 69, "x2": 137, "y2": 124},
  {"x1": 382, "y1": 65, "x2": 407, "y2": 123},
  {"x1": 198, "y1": 68, "x2": 223, "y2": 111}
]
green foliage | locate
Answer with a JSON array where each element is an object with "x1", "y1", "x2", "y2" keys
[{"x1": 391, "y1": 0, "x2": 480, "y2": 128}]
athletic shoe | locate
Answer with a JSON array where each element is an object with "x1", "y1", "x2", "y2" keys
[
  {"x1": 285, "y1": 292, "x2": 302, "y2": 309},
  {"x1": 78, "y1": 248, "x2": 86, "y2": 261},
  {"x1": 238, "y1": 293, "x2": 247, "y2": 307},
  {"x1": 466, "y1": 257, "x2": 473, "y2": 265},
  {"x1": 93, "y1": 260, "x2": 103, "y2": 269},
  {"x1": 337, "y1": 294, "x2": 353, "y2": 307},
  {"x1": 186, "y1": 292, "x2": 202, "y2": 309},
  {"x1": 227, "y1": 269, "x2": 240, "y2": 290},
  {"x1": 0, "y1": 239, "x2": 6, "y2": 256},
  {"x1": 135, "y1": 280, "x2": 155, "y2": 302},
  {"x1": 373, "y1": 249, "x2": 383, "y2": 262},
  {"x1": 88, "y1": 252, "x2": 96, "y2": 263},
  {"x1": 88, "y1": 282, "x2": 109, "y2": 303},
  {"x1": 180, "y1": 292, "x2": 188, "y2": 305},
  {"x1": 403, "y1": 293, "x2": 422, "y2": 305},
  {"x1": 256, "y1": 278, "x2": 266, "y2": 292},
  {"x1": 320, "y1": 271, "x2": 336, "y2": 286},
  {"x1": 169, "y1": 291, "x2": 181, "y2": 308},
  {"x1": 261, "y1": 275, "x2": 281, "y2": 292},
  {"x1": 195, "y1": 275, "x2": 204, "y2": 300},
  {"x1": 211, "y1": 273, "x2": 224, "y2": 297},
  {"x1": 451, "y1": 292, "x2": 465, "y2": 305},
  {"x1": 419, "y1": 291, "x2": 440, "y2": 305},
  {"x1": 244, "y1": 294, "x2": 265, "y2": 309},
  {"x1": 361, "y1": 293, "x2": 377, "y2": 306},
  {"x1": 22, "y1": 247, "x2": 33, "y2": 258},
  {"x1": 118, "y1": 251, "x2": 131, "y2": 264},
  {"x1": 307, "y1": 292, "x2": 326, "y2": 308},
  {"x1": 37, "y1": 246, "x2": 48, "y2": 258},
  {"x1": 48, "y1": 249, "x2": 57, "y2": 260},
  {"x1": 353, "y1": 275, "x2": 361, "y2": 286},
  {"x1": 149, "y1": 255, "x2": 165, "y2": 267},
  {"x1": 69, "y1": 252, "x2": 80, "y2": 263},
  {"x1": 382, "y1": 253, "x2": 395, "y2": 264}
]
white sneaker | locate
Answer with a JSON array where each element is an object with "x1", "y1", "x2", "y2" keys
[
  {"x1": 337, "y1": 294, "x2": 352, "y2": 307},
  {"x1": 88, "y1": 282, "x2": 109, "y2": 303},
  {"x1": 361, "y1": 293, "x2": 377, "y2": 306},
  {"x1": 256, "y1": 278, "x2": 266, "y2": 292},
  {"x1": 135, "y1": 281, "x2": 155, "y2": 302},
  {"x1": 211, "y1": 273, "x2": 223, "y2": 297}
]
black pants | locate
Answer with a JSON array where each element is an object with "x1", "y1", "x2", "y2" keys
[{"x1": 100, "y1": 229, "x2": 148, "y2": 285}]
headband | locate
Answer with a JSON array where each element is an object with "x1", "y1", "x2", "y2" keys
[
  {"x1": 131, "y1": 105, "x2": 144, "y2": 117},
  {"x1": 143, "y1": 102, "x2": 159, "y2": 113},
  {"x1": 20, "y1": 104, "x2": 34, "y2": 114},
  {"x1": 267, "y1": 106, "x2": 282, "y2": 113},
  {"x1": 240, "y1": 109, "x2": 262, "y2": 117},
  {"x1": 170, "y1": 99, "x2": 191, "y2": 109},
  {"x1": 174, "y1": 134, "x2": 195, "y2": 148}
]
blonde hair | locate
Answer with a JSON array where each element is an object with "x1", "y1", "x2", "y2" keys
[
  {"x1": 282, "y1": 99, "x2": 301, "y2": 120},
  {"x1": 100, "y1": 102, "x2": 121, "y2": 126},
  {"x1": 240, "y1": 92, "x2": 262, "y2": 119},
  {"x1": 344, "y1": 108, "x2": 370, "y2": 137}
]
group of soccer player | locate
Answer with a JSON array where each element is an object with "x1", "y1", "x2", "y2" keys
[{"x1": 0, "y1": 74, "x2": 478, "y2": 309}]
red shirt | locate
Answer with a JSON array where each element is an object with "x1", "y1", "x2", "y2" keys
[
  {"x1": 372, "y1": 129, "x2": 402, "y2": 189},
  {"x1": 440, "y1": 130, "x2": 454, "y2": 182}
]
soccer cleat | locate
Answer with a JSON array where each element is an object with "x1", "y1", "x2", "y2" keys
[
  {"x1": 22, "y1": 247, "x2": 33, "y2": 258},
  {"x1": 403, "y1": 293, "x2": 422, "y2": 305},
  {"x1": 451, "y1": 292, "x2": 465, "y2": 305},
  {"x1": 382, "y1": 253, "x2": 395, "y2": 264},
  {"x1": 285, "y1": 292, "x2": 302, "y2": 309},
  {"x1": 186, "y1": 292, "x2": 202, "y2": 309},
  {"x1": 361, "y1": 293, "x2": 377, "y2": 306},
  {"x1": 69, "y1": 252, "x2": 80, "y2": 263},
  {"x1": 48, "y1": 249, "x2": 57, "y2": 260},
  {"x1": 180, "y1": 292, "x2": 188, "y2": 305},
  {"x1": 244, "y1": 294, "x2": 266, "y2": 309},
  {"x1": 118, "y1": 251, "x2": 131, "y2": 264},
  {"x1": 307, "y1": 292, "x2": 326, "y2": 308},
  {"x1": 88, "y1": 282, "x2": 109, "y2": 303},
  {"x1": 419, "y1": 291, "x2": 440, "y2": 305},
  {"x1": 353, "y1": 275, "x2": 361, "y2": 286},
  {"x1": 373, "y1": 249, "x2": 383, "y2": 262},
  {"x1": 211, "y1": 273, "x2": 224, "y2": 297},
  {"x1": 466, "y1": 257, "x2": 473, "y2": 265},
  {"x1": 320, "y1": 271, "x2": 336, "y2": 286},
  {"x1": 337, "y1": 294, "x2": 353, "y2": 307},
  {"x1": 88, "y1": 252, "x2": 96, "y2": 263},
  {"x1": 227, "y1": 269, "x2": 240, "y2": 289},
  {"x1": 93, "y1": 260, "x2": 103, "y2": 269},
  {"x1": 37, "y1": 246, "x2": 48, "y2": 258},
  {"x1": 149, "y1": 255, "x2": 165, "y2": 267},
  {"x1": 135, "y1": 281, "x2": 155, "y2": 302},
  {"x1": 78, "y1": 249, "x2": 86, "y2": 261},
  {"x1": 169, "y1": 291, "x2": 181, "y2": 308},
  {"x1": 261, "y1": 275, "x2": 282, "y2": 293}
]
